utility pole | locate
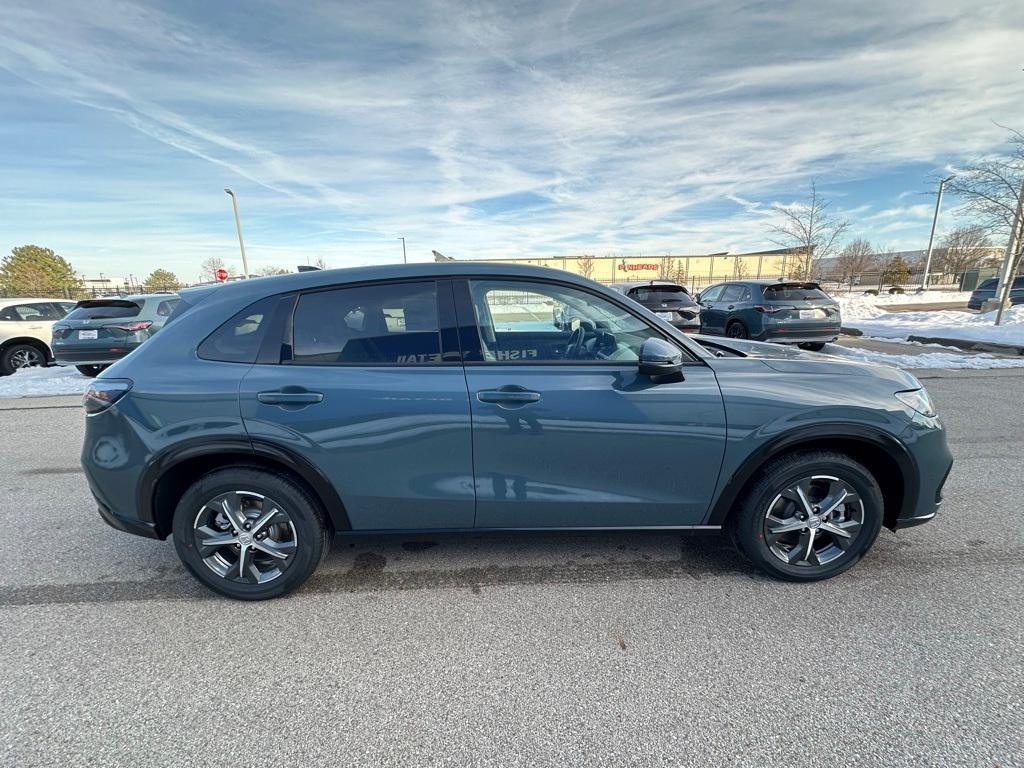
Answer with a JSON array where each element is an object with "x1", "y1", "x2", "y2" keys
[
  {"x1": 994, "y1": 177, "x2": 1024, "y2": 326},
  {"x1": 224, "y1": 188, "x2": 250, "y2": 279},
  {"x1": 398, "y1": 236, "x2": 407, "y2": 264},
  {"x1": 921, "y1": 175, "x2": 954, "y2": 290}
]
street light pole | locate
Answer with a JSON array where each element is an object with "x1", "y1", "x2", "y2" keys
[
  {"x1": 994, "y1": 177, "x2": 1024, "y2": 326},
  {"x1": 224, "y1": 188, "x2": 250, "y2": 279},
  {"x1": 921, "y1": 175, "x2": 954, "y2": 290},
  {"x1": 398, "y1": 236, "x2": 407, "y2": 264}
]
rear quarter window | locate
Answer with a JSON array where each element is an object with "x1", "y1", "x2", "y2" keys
[
  {"x1": 155, "y1": 299, "x2": 180, "y2": 317},
  {"x1": 198, "y1": 296, "x2": 280, "y2": 364}
]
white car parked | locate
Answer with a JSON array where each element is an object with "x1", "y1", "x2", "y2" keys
[{"x1": 0, "y1": 298, "x2": 77, "y2": 375}]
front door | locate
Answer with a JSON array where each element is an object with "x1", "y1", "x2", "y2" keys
[
  {"x1": 458, "y1": 278, "x2": 727, "y2": 529},
  {"x1": 239, "y1": 279, "x2": 476, "y2": 531}
]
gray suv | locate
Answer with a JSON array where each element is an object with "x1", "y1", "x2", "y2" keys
[
  {"x1": 81, "y1": 264, "x2": 951, "y2": 599},
  {"x1": 698, "y1": 280, "x2": 841, "y2": 351},
  {"x1": 52, "y1": 294, "x2": 179, "y2": 376}
]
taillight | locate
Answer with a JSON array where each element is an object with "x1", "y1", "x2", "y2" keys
[
  {"x1": 102, "y1": 320, "x2": 152, "y2": 332},
  {"x1": 82, "y1": 379, "x2": 133, "y2": 415},
  {"x1": 753, "y1": 305, "x2": 796, "y2": 314}
]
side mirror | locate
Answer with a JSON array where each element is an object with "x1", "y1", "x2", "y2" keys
[
  {"x1": 639, "y1": 337, "x2": 684, "y2": 378},
  {"x1": 694, "y1": 292, "x2": 702, "y2": 302}
]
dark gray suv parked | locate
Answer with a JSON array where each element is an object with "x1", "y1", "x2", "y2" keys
[
  {"x1": 81, "y1": 263, "x2": 951, "y2": 599},
  {"x1": 698, "y1": 280, "x2": 841, "y2": 351}
]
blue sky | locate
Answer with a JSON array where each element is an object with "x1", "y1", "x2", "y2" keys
[{"x1": 1, "y1": 0, "x2": 1022, "y2": 281}]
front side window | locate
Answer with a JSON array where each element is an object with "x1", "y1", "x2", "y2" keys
[
  {"x1": 699, "y1": 285, "x2": 724, "y2": 302},
  {"x1": 0, "y1": 303, "x2": 60, "y2": 321},
  {"x1": 292, "y1": 281, "x2": 441, "y2": 365},
  {"x1": 720, "y1": 285, "x2": 745, "y2": 302},
  {"x1": 469, "y1": 280, "x2": 670, "y2": 363}
]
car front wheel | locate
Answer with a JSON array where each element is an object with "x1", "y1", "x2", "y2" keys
[
  {"x1": 172, "y1": 467, "x2": 330, "y2": 600},
  {"x1": 0, "y1": 343, "x2": 46, "y2": 376},
  {"x1": 729, "y1": 450, "x2": 883, "y2": 581}
]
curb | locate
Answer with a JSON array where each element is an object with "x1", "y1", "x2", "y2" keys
[{"x1": 906, "y1": 335, "x2": 1024, "y2": 356}]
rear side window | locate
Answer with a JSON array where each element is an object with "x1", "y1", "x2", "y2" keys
[
  {"x1": 198, "y1": 296, "x2": 279, "y2": 364},
  {"x1": 66, "y1": 302, "x2": 141, "y2": 320},
  {"x1": 763, "y1": 284, "x2": 829, "y2": 301},
  {"x1": 155, "y1": 299, "x2": 179, "y2": 317},
  {"x1": 291, "y1": 281, "x2": 441, "y2": 365},
  {"x1": 977, "y1": 279, "x2": 997, "y2": 290}
]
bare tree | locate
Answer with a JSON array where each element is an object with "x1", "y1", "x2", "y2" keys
[
  {"x1": 935, "y1": 226, "x2": 995, "y2": 276},
  {"x1": 199, "y1": 256, "x2": 233, "y2": 282},
  {"x1": 577, "y1": 254, "x2": 595, "y2": 280},
  {"x1": 312, "y1": 256, "x2": 329, "y2": 270},
  {"x1": 947, "y1": 128, "x2": 1024, "y2": 282},
  {"x1": 657, "y1": 256, "x2": 677, "y2": 280},
  {"x1": 835, "y1": 239, "x2": 877, "y2": 282},
  {"x1": 731, "y1": 257, "x2": 749, "y2": 279},
  {"x1": 769, "y1": 182, "x2": 849, "y2": 280},
  {"x1": 672, "y1": 261, "x2": 688, "y2": 287},
  {"x1": 256, "y1": 265, "x2": 290, "y2": 276}
]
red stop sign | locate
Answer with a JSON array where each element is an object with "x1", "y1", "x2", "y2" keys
[{"x1": 215, "y1": 267, "x2": 229, "y2": 282}]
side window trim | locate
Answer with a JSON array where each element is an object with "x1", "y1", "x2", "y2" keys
[{"x1": 453, "y1": 277, "x2": 702, "y2": 367}]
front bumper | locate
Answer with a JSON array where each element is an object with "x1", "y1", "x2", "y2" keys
[{"x1": 893, "y1": 416, "x2": 954, "y2": 529}]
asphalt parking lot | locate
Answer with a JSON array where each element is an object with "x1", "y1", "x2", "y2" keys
[{"x1": 1, "y1": 369, "x2": 1022, "y2": 767}]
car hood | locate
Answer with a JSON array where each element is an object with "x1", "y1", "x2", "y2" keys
[{"x1": 695, "y1": 335, "x2": 922, "y2": 389}]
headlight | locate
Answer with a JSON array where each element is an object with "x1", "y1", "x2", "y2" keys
[{"x1": 895, "y1": 388, "x2": 936, "y2": 417}]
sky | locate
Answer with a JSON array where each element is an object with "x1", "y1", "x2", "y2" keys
[{"x1": 0, "y1": 0, "x2": 1022, "y2": 282}]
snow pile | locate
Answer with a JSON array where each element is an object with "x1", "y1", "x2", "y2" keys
[
  {"x1": 843, "y1": 305, "x2": 1024, "y2": 346},
  {"x1": 0, "y1": 366, "x2": 92, "y2": 399},
  {"x1": 823, "y1": 342, "x2": 1024, "y2": 370}
]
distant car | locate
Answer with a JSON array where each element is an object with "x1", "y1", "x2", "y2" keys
[
  {"x1": 696, "y1": 280, "x2": 841, "y2": 351},
  {"x1": 0, "y1": 298, "x2": 77, "y2": 375},
  {"x1": 51, "y1": 294, "x2": 179, "y2": 376},
  {"x1": 609, "y1": 281, "x2": 700, "y2": 331},
  {"x1": 967, "y1": 276, "x2": 1024, "y2": 310}
]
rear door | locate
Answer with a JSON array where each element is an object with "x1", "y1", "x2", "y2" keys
[
  {"x1": 459, "y1": 278, "x2": 727, "y2": 529},
  {"x1": 239, "y1": 279, "x2": 476, "y2": 531}
]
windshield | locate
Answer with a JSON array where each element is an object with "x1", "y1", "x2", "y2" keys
[
  {"x1": 762, "y1": 284, "x2": 829, "y2": 301},
  {"x1": 65, "y1": 302, "x2": 141, "y2": 320}
]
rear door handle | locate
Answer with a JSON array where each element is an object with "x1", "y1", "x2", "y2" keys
[
  {"x1": 727, "y1": 305, "x2": 735, "y2": 310},
  {"x1": 257, "y1": 389, "x2": 324, "y2": 406},
  {"x1": 477, "y1": 389, "x2": 541, "y2": 405}
]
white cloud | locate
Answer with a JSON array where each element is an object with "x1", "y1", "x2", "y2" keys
[{"x1": 0, "y1": 0, "x2": 1022, "y2": 276}]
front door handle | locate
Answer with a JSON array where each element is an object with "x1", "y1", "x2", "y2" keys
[
  {"x1": 726, "y1": 304, "x2": 735, "y2": 310},
  {"x1": 477, "y1": 388, "x2": 541, "y2": 405},
  {"x1": 257, "y1": 389, "x2": 324, "y2": 406}
]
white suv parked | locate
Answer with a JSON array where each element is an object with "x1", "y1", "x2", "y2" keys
[{"x1": 0, "y1": 298, "x2": 77, "y2": 375}]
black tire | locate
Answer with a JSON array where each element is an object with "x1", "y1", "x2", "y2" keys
[
  {"x1": 172, "y1": 467, "x2": 330, "y2": 600},
  {"x1": 798, "y1": 342, "x2": 827, "y2": 352},
  {"x1": 726, "y1": 320, "x2": 748, "y2": 339},
  {"x1": 728, "y1": 450, "x2": 883, "y2": 582},
  {"x1": 0, "y1": 343, "x2": 47, "y2": 376},
  {"x1": 75, "y1": 364, "x2": 108, "y2": 377}
]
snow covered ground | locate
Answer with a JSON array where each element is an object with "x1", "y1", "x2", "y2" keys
[
  {"x1": 834, "y1": 289, "x2": 968, "y2": 306},
  {"x1": 822, "y1": 340, "x2": 1024, "y2": 370},
  {"x1": 0, "y1": 366, "x2": 92, "y2": 399},
  {"x1": 836, "y1": 293, "x2": 1024, "y2": 346}
]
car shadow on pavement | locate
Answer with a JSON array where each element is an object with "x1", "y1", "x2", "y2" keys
[{"x1": 1, "y1": 531, "x2": 757, "y2": 607}]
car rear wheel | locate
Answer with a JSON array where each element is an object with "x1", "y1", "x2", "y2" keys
[
  {"x1": 75, "y1": 364, "x2": 108, "y2": 377},
  {"x1": 172, "y1": 467, "x2": 330, "y2": 600},
  {"x1": 0, "y1": 343, "x2": 47, "y2": 376},
  {"x1": 798, "y1": 342, "x2": 827, "y2": 351},
  {"x1": 726, "y1": 320, "x2": 747, "y2": 339},
  {"x1": 729, "y1": 450, "x2": 883, "y2": 582}
]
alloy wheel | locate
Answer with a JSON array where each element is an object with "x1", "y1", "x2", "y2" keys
[
  {"x1": 763, "y1": 475, "x2": 863, "y2": 567},
  {"x1": 193, "y1": 491, "x2": 299, "y2": 584},
  {"x1": 11, "y1": 347, "x2": 43, "y2": 369}
]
